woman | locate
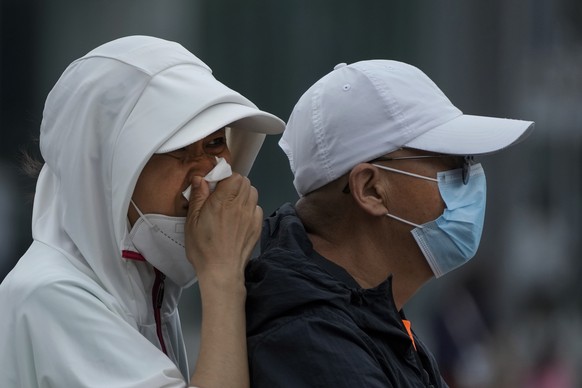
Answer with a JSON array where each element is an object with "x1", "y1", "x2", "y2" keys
[{"x1": 0, "y1": 36, "x2": 284, "y2": 387}]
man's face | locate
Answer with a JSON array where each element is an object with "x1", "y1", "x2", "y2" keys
[{"x1": 128, "y1": 128, "x2": 231, "y2": 225}]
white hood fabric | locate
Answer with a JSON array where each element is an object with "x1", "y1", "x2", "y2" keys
[{"x1": 0, "y1": 36, "x2": 284, "y2": 387}]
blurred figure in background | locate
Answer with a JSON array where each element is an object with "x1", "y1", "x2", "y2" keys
[{"x1": 0, "y1": 36, "x2": 284, "y2": 388}]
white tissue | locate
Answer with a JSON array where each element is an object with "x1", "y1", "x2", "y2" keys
[{"x1": 182, "y1": 157, "x2": 233, "y2": 200}]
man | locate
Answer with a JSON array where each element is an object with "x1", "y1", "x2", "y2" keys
[
  {"x1": 245, "y1": 60, "x2": 533, "y2": 387},
  {"x1": 0, "y1": 36, "x2": 284, "y2": 387}
]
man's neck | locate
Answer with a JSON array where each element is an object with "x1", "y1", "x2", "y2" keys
[{"x1": 306, "y1": 230, "x2": 433, "y2": 310}]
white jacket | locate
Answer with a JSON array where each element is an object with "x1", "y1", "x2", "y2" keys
[{"x1": 0, "y1": 36, "x2": 282, "y2": 387}]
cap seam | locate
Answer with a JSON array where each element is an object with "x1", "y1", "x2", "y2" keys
[
  {"x1": 82, "y1": 38, "x2": 209, "y2": 75},
  {"x1": 358, "y1": 64, "x2": 415, "y2": 147},
  {"x1": 311, "y1": 82, "x2": 333, "y2": 192}
]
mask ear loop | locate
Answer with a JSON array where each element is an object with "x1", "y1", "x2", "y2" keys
[
  {"x1": 385, "y1": 212, "x2": 422, "y2": 228},
  {"x1": 372, "y1": 164, "x2": 439, "y2": 182},
  {"x1": 372, "y1": 164, "x2": 432, "y2": 228},
  {"x1": 130, "y1": 199, "x2": 157, "y2": 230}
]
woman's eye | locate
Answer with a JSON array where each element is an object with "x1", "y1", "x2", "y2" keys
[
  {"x1": 165, "y1": 148, "x2": 187, "y2": 160},
  {"x1": 160, "y1": 148, "x2": 191, "y2": 163},
  {"x1": 206, "y1": 136, "x2": 227, "y2": 149}
]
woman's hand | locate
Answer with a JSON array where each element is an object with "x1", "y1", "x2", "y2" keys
[
  {"x1": 184, "y1": 173, "x2": 259, "y2": 388},
  {"x1": 185, "y1": 173, "x2": 262, "y2": 289}
]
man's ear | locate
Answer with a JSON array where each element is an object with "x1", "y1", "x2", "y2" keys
[{"x1": 348, "y1": 164, "x2": 389, "y2": 217}]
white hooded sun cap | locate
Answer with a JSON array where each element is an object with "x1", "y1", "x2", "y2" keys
[{"x1": 280, "y1": 60, "x2": 534, "y2": 197}]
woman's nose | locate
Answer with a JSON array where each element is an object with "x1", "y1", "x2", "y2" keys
[{"x1": 186, "y1": 153, "x2": 218, "y2": 176}]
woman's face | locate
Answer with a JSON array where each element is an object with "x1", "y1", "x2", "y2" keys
[{"x1": 128, "y1": 128, "x2": 231, "y2": 225}]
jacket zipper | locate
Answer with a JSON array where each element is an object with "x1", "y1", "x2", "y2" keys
[{"x1": 152, "y1": 269, "x2": 167, "y2": 355}]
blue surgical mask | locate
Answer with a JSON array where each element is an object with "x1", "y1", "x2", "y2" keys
[{"x1": 373, "y1": 163, "x2": 487, "y2": 278}]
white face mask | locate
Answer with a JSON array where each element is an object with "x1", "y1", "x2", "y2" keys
[
  {"x1": 123, "y1": 157, "x2": 233, "y2": 287},
  {"x1": 125, "y1": 202, "x2": 194, "y2": 287}
]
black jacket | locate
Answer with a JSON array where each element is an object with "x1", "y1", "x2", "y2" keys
[{"x1": 246, "y1": 203, "x2": 448, "y2": 387}]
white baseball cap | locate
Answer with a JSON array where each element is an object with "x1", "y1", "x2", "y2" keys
[{"x1": 280, "y1": 60, "x2": 534, "y2": 196}]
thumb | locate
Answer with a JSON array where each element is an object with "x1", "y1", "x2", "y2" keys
[{"x1": 187, "y1": 176, "x2": 210, "y2": 223}]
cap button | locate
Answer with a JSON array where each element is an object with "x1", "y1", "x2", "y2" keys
[{"x1": 334, "y1": 62, "x2": 347, "y2": 70}]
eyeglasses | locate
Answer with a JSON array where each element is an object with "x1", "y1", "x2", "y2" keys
[
  {"x1": 342, "y1": 154, "x2": 475, "y2": 194},
  {"x1": 374, "y1": 154, "x2": 475, "y2": 185}
]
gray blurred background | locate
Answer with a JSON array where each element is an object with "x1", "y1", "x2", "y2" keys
[{"x1": 1, "y1": 1, "x2": 581, "y2": 387}]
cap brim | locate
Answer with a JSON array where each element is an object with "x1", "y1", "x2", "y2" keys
[
  {"x1": 157, "y1": 102, "x2": 285, "y2": 153},
  {"x1": 404, "y1": 114, "x2": 534, "y2": 155}
]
